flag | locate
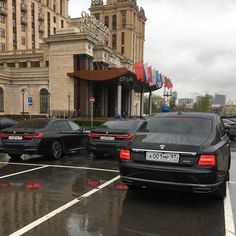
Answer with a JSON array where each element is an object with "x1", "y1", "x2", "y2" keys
[
  {"x1": 147, "y1": 66, "x2": 152, "y2": 83},
  {"x1": 164, "y1": 75, "x2": 173, "y2": 89},
  {"x1": 133, "y1": 61, "x2": 144, "y2": 81},
  {"x1": 143, "y1": 63, "x2": 148, "y2": 82},
  {"x1": 156, "y1": 71, "x2": 163, "y2": 89},
  {"x1": 149, "y1": 68, "x2": 156, "y2": 87}
]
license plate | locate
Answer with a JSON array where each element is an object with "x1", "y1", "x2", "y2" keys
[
  {"x1": 100, "y1": 136, "x2": 115, "y2": 141},
  {"x1": 8, "y1": 136, "x2": 23, "y2": 140},
  {"x1": 146, "y1": 151, "x2": 179, "y2": 163}
]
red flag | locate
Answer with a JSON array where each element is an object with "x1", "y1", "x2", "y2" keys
[
  {"x1": 133, "y1": 62, "x2": 144, "y2": 81},
  {"x1": 164, "y1": 76, "x2": 173, "y2": 89}
]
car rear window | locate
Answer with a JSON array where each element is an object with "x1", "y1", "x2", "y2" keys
[
  {"x1": 139, "y1": 117, "x2": 212, "y2": 136},
  {"x1": 101, "y1": 120, "x2": 141, "y2": 132},
  {"x1": 8, "y1": 119, "x2": 50, "y2": 129}
]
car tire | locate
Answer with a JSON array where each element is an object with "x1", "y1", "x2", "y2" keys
[
  {"x1": 93, "y1": 151, "x2": 103, "y2": 158},
  {"x1": 50, "y1": 140, "x2": 63, "y2": 159}
]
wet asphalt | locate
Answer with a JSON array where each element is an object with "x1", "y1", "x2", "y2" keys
[{"x1": 0, "y1": 143, "x2": 235, "y2": 236}]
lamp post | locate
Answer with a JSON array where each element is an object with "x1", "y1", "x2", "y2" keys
[
  {"x1": 21, "y1": 89, "x2": 25, "y2": 116},
  {"x1": 68, "y1": 94, "x2": 70, "y2": 118},
  {"x1": 48, "y1": 92, "x2": 51, "y2": 117}
]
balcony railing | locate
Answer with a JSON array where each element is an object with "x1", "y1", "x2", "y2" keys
[
  {"x1": 38, "y1": 14, "x2": 44, "y2": 21},
  {"x1": 21, "y1": 16, "x2": 28, "y2": 25},
  {"x1": 0, "y1": 6, "x2": 8, "y2": 16},
  {"x1": 39, "y1": 26, "x2": 44, "y2": 33},
  {"x1": 21, "y1": 3, "x2": 27, "y2": 12}
]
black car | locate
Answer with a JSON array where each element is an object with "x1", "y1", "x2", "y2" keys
[
  {"x1": 222, "y1": 118, "x2": 236, "y2": 140},
  {"x1": 119, "y1": 112, "x2": 231, "y2": 198},
  {"x1": 88, "y1": 119, "x2": 144, "y2": 158},
  {"x1": 0, "y1": 117, "x2": 17, "y2": 130},
  {"x1": 0, "y1": 118, "x2": 88, "y2": 159}
]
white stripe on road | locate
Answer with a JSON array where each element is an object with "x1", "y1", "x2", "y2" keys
[
  {"x1": 0, "y1": 166, "x2": 48, "y2": 179},
  {"x1": 224, "y1": 182, "x2": 236, "y2": 236},
  {"x1": 0, "y1": 161, "x2": 119, "y2": 173},
  {"x1": 9, "y1": 175, "x2": 120, "y2": 236},
  {"x1": 229, "y1": 181, "x2": 236, "y2": 185}
]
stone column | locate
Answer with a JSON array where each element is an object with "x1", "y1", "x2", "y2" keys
[
  {"x1": 117, "y1": 83, "x2": 122, "y2": 115},
  {"x1": 130, "y1": 88, "x2": 134, "y2": 117},
  {"x1": 148, "y1": 92, "x2": 152, "y2": 115}
]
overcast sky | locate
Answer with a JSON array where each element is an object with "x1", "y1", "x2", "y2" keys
[{"x1": 69, "y1": 0, "x2": 236, "y2": 102}]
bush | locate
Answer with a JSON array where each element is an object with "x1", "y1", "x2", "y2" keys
[{"x1": 73, "y1": 119, "x2": 107, "y2": 128}]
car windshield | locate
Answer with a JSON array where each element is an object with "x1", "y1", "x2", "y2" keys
[
  {"x1": 139, "y1": 117, "x2": 212, "y2": 136},
  {"x1": 100, "y1": 120, "x2": 140, "y2": 132},
  {"x1": 7, "y1": 119, "x2": 50, "y2": 130}
]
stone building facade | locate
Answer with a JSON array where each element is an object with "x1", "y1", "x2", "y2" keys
[{"x1": 0, "y1": 0, "x2": 153, "y2": 118}]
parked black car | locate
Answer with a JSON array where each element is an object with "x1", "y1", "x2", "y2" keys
[
  {"x1": 88, "y1": 119, "x2": 144, "y2": 158},
  {"x1": 0, "y1": 118, "x2": 88, "y2": 159},
  {"x1": 119, "y1": 112, "x2": 231, "y2": 198},
  {"x1": 0, "y1": 117, "x2": 17, "y2": 130},
  {"x1": 222, "y1": 118, "x2": 236, "y2": 140}
]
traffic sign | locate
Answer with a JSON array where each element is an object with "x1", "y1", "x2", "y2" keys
[
  {"x1": 90, "y1": 96, "x2": 95, "y2": 104},
  {"x1": 28, "y1": 96, "x2": 33, "y2": 106}
]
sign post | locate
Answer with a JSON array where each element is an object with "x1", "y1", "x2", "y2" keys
[
  {"x1": 89, "y1": 96, "x2": 95, "y2": 128},
  {"x1": 28, "y1": 96, "x2": 33, "y2": 118}
]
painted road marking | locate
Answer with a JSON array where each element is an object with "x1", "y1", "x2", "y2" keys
[
  {"x1": 224, "y1": 182, "x2": 236, "y2": 236},
  {"x1": 0, "y1": 161, "x2": 119, "y2": 173},
  {"x1": 9, "y1": 175, "x2": 120, "y2": 236},
  {"x1": 229, "y1": 182, "x2": 236, "y2": 184},
  {"x1": 0, "y1": 166, "x2": 48, "y2": 179}
]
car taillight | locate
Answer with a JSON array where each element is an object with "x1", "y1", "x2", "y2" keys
[
  {"x1": 198, "y1": 154, "x2": 216, "y2": 166},
  {"x1": 120, "y1": 149, "x2": 131, "y2": 160},
  {"x1": 88, "y1": 133, "x2": 100, "y2": 138},
  {"x1": 24, "y1": 133, "x2": 43, "y2": 139},
  {"x1": 115, "y1": 134, "x2": 134, "y2": 139}
]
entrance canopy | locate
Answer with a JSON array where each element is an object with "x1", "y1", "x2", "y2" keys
[{"x1": 67, "y1": 67, "x2": 158, "y2": 93}]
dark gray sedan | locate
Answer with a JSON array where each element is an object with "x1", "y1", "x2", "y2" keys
[
  {"x1": 0, "y1": 118, "x2": 88, "y2": 160},
  {"x1": 119, "y1": 112, "x2": 231, "y2": 199}
]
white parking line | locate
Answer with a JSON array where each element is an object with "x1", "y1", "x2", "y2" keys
[
  {"x1": 224, "y1": 182, "x2": 236, "y2": 236},
  {"x1": 0, "y1": 166, "x2": 48, "y2": 179},
  {"x1": 229, "y1": 182, "x2": 236, "y2": 184},
  {"x1": 0, "y1": 161, "x2": 119, "y2": 173},
  {"x1": 9, "y1": 175, "x2": 120, "y2": 236}
]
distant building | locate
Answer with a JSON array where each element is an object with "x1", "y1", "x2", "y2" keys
[
  {"x1": 178, "y1": 98, "x2": 193, "y2": 109},
  {"x1": 212, "y1": 94, "x2": 226, "y2": 106}
]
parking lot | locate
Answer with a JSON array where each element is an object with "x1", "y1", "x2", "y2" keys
[{"x1": 0, "y1": 143, "x2": 235, "y2": 236}]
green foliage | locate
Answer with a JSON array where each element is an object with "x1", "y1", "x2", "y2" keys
[
  {"x1": 195, "y1": 95, "x2": 211, "y2": 112},
  {"x1": 169, "y1": 91, "x2": 177, "y2": 111},
  {"x1": 73, "y1": 119, "x2": 107, "y2": 128},
  {"x1": 143, "y1": 94, "x2": 164, "y2": 114}
]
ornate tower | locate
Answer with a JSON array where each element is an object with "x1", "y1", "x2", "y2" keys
[{"x1": 90, "y1": 0, "x2": 146, "y2": 63}]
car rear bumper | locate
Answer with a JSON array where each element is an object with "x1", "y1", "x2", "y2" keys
[
  {"x1": 0, "y1": 145, "x2": 39, "y2": 155},
  {"x1": 120, "y1": 162, "x2": 225, "y2": 193},
  {"x1": 88, "y1": 142, "x2": 122, "y2": 154}
]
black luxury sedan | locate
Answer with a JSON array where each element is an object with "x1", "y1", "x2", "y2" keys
[
  {"x1": 222, "y1": 118, "x2": 236, "y2": 140},
  {"x1": 0, "y1": 118, "x2": 88, "y2": 159},
  {"x1": 0, "y1": 117, "x2": 17, "y2": 130},
  {"x1": 88, "y1": 119, "x2": 144, "y2": 158},
  {"x1": 119, "y1": 112, "x2": 231, "y2": 198}
]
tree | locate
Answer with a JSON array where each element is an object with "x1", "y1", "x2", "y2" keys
[
  {"x1": 143, "y1": 94, "x2": 164, "y2": 114},
  {"x1": 195, "y1": 95, "x2": 211, "y2": 112},
  {"x1": 169, "y1": 90, "x2": 177, "y2": 111}
]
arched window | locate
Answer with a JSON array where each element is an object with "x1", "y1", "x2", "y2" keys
[
  {"x1": 0, "y1": 87, "x2": 4, "y2": 112},
  {"x1": 112, "y1": 15, "x2": 117, "y2": 30},
  {"x1": 112, "y1": 34, "x2": 117, "y2": 50},
  {"x1": 104, "y1": 16, "x2": 109, "y2": 28},
  {"x1": 40, "y1": 89, "x2": 49, "y2": 113}
]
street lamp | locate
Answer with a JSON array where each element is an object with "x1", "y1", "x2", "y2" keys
[
  {"x1": 21, "y1": 89, "x2": 25, "y2": 116},
  {"x1": 48, "y1": 92, "x2": 51, "y2": 117},
  {"x1": 68, "y1": 94, "x2": 70, "y2": 118}
]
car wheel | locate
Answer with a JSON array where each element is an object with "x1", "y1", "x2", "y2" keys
[
  {"x1": 213, "y1": 181, "x2": 226, "y2": 200},
  {"x1": 93, "y1": 151, "x2": 103, "y2": 158},
  {"x1": 50, "y1": 140, "x2": 63, "y2": 159}
]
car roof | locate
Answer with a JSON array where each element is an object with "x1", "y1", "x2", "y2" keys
[{"x1": 150, "y1": 112, "x2": 219, "y2": 120}]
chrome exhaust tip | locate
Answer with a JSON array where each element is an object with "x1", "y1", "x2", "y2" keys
[{"x1": 193, "y1": 187, "x2": 211, "y2": 194}]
